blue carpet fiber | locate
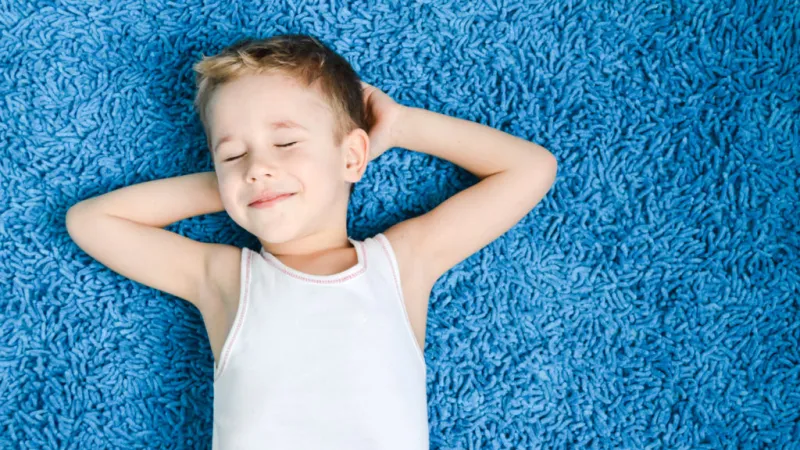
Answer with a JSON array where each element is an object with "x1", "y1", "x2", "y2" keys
[{"x1": 1, "y1": 0, "x2": 798, "y2": 448}]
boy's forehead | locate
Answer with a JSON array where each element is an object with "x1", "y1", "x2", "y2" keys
[
  {"x1": 207, "y1": 77, "x2": 332, "y2": 151},
  {"x1": 212, "y1": 74, "x2": 328, "y2": 112},
  {"x1": 208, "y1": 77, "x2": 330, "y2": 130}
]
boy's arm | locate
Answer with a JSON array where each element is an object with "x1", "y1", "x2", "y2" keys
[
  {"x1": 388, "y1": 106, "x2": 558, "y2": 284},
  {"x1": 66, "y1": 172, "x2": 232, "y2": 312},
  {"x1": 71, "y1": 171, "x2": 224, "y2": 227}
]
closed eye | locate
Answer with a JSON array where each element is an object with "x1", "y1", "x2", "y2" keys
[{"x1": 223, "y1": 142, "x2": 298, "y2": 162}]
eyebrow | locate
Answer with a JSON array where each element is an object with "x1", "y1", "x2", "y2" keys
[{"x1": 212, "y1": 120, "x2": 309, "y2": 154}]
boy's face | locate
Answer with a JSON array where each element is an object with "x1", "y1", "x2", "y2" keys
[{"x1": 206, "y1": 72, "x2": 368, "y2": 244}]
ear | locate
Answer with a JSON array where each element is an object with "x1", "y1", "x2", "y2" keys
[{"x1": 341, "y1": 128, "x2": 370, "y2": 184}]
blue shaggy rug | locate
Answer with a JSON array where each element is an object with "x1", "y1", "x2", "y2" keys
[{"x1": 1, "y1": 0, "x2": 798, "y2": 448}]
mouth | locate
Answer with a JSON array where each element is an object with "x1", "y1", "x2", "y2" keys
[{"x1": 249, "y1": 193, "x2": 296, "y2": 208}]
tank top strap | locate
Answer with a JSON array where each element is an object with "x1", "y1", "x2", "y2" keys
[
  {"x1": 362, "y1": 232, "x2": 426, "y2": 367},
  {"x1": 361, "y1": 232, "x2": 404, "y2": 297}
]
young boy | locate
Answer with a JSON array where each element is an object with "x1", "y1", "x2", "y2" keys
[{"x1": 65, "y1": 34, "x2": 557, "y2": 449}]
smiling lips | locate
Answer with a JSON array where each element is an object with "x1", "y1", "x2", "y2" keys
[{"x1": 249, "y1": 192, "x2": 295, "y2": 208}]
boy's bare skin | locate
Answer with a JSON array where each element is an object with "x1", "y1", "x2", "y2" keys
[
  {"x1": 197, "y1": 73, "x2": 436, "y2": 364},
  {"x1": 66, "y1": 74, "x2": 558, "y2": 374}
]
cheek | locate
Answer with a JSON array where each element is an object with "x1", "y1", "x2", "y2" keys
[
  {"x1": 305, "y1": 161, "x2": 339, "y2": 190},
  {"x1": 215, "y1": 179, "x2": 239, "y2": 206},
  {"x1": 289, "y1": 152, "x2": 329, "y2": 180}
]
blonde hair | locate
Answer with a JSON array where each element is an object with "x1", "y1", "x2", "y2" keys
[{"x1": 192, "y1": 34, "x2": 367, "y2": 193}]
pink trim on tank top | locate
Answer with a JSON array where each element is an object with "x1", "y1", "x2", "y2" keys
[
  {"x1": 375, "y1": 233, "x2": 426, "y2": 367},
  {"x1": 214, "y1": 248, "x2": 252, "y2": 382},
  {"x1": 259, "y1": 239, "x2": 367, "y2": 284}
]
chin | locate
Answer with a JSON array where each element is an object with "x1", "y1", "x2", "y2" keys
[{"x1": 247, "y1": 222, "x2": 297, "y2": 243}]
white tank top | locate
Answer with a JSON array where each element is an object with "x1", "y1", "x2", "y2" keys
[{"x1": 211, "y1": 233, "x2": 429, "y2": 450}]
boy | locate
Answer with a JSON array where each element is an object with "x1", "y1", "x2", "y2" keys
[{"x1": 66, "y1": 34, "x2": 557, "y2": 449}]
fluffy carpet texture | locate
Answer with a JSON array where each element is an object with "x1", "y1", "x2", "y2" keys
[{"x1": 1, "y1": 0, "x2": 798, "y2": 448}]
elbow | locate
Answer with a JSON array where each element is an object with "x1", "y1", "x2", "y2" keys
[
  {"x1": 526, "y1": 151, "x2": 557, "y2": 191},
  {"x1": 65, "y1": 204, "x2": 84, "y2": 237},
  {"x1": 65, "y1": 202, "x2": 97, "y2": 235},
  {"x1": 541, "y1": 147, "x2": 557, "y2": 168},
  {"x1": 541, "y1": 150, "x2": 557, "y2": 178},
  {"x1": 523, "y1": 147, "x2": 557, "y2": 176}
]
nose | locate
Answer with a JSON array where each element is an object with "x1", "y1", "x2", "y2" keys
[{"x1": 245, "y1": 152, "x2": 281, "y2": 182}]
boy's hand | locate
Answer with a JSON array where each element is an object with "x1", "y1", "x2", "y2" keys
[{"x1": 360, "y1": 81, "x2": 406, "y2": 161}]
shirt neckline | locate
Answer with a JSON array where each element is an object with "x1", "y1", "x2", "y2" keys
[{"x1": 259, "y1": 237, "x2": 366, "y2": 283}]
